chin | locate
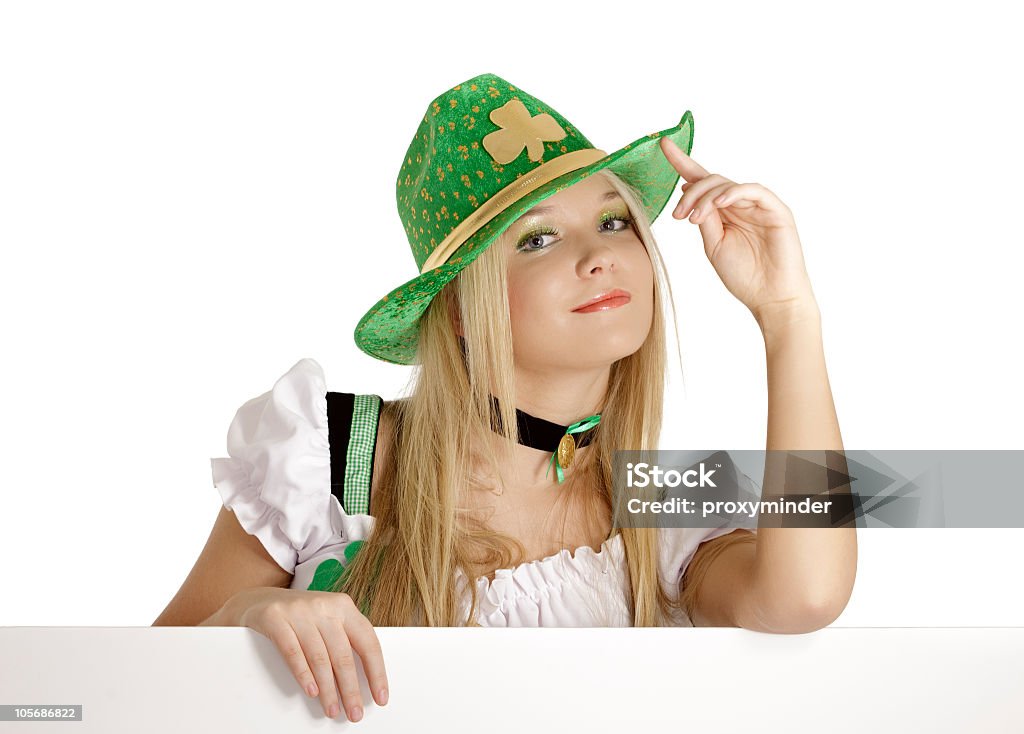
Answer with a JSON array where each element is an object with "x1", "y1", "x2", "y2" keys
[
  {"x1": 512, "y1": 317, "x2": 650, "y2": 368},
  {"x1": 519, "y1": 337, "x2": 645, "y2": 371},
  {"x1": 602, "y1": 339, "x2": 646, "y2": 364},
  {"x1": 591, "y1": 322, "x2": 649, "y2": 358}
]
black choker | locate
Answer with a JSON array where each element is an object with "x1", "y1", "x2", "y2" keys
[{"x1": 489, "y1": 395, "x2": 602, "y2": 484}]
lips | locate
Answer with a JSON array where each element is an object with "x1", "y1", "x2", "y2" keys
[{"x1": 572, "y1": 288, "x2": 632, "y2": 313}]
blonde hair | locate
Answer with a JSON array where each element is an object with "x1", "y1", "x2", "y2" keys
[{"x1": 337, "y1": 169, "x2": 698, "y2": 626}]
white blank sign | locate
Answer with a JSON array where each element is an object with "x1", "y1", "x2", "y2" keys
[{"x1": 1, "y1": 627, "x2": 1021, "y2": 732}]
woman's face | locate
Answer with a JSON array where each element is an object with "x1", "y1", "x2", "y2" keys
[{"x1": 503, "y1": 175, "x2": 655, "y2": 371}]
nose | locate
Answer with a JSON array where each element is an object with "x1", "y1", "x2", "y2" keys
[{"x1": 575, "y1": 235, "x2": 618, "y2": 278}]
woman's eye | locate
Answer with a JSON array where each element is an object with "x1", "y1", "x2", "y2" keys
[
  {"x1": 600, "y1": 217, "x2": 630, "y2": 232},
  {"x1": 516, "y1": 217, "x2": 630, "y2": 253},
  {"x1": 518, "y1": 232, "x2": 557, "y2": 252}
]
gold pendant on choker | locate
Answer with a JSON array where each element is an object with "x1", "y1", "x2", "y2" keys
[{"x1": 557, "y1": 433, "x2": 576, "y2": 470}]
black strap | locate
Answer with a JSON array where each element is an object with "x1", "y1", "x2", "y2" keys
[
  {"x1": 490, "y1": 394, "x2": 598, "y2": 451},
  {"x1": 326, "y1": 392, "x2": 354, "y2": 512},
  {"x1": 325, "y1": 392, "x2": 383, "y2": 515}
]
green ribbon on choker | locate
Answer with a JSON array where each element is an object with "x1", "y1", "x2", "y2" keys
[{"x1": 545, "y1": 414, "x2": 602, "y2": 484}]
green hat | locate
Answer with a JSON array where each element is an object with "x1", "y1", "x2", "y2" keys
[{"x1": 353, "y1": 72, "x2": 694, "y2": 365}]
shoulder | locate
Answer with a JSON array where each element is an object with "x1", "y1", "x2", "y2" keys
[
  {"x1": 211, "y1": 358, "x2": 334, "y2": 573},
  {"x1": 679, "y1": 528, "x2": 759, "y2": 627},
  {"x1": 218, "y1": 357, "x2": 331, "y2": 489},
  {"x1": 222, "y1": 358, "x2": 328, "y2": 446},
  {"x1": 657, "y1": 526, "x2": 750, "y2": 598}
]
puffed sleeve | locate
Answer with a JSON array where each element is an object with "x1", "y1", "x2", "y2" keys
[{"x1": 209, "y1": 358, "x2": 333, "y2": 575}]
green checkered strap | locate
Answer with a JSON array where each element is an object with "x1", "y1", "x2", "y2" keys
[{"x1": 326, "y1": 392, "x2": 383, "y2": 516}]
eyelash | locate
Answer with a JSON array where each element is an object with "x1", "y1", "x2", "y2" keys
[{"x1": 515, "y1": 213, "x2": 634, "y2": 253}]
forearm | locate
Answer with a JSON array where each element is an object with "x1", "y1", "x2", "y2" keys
[{"x1": 747, "y1": 304, "x2": 858, "y2": 630}]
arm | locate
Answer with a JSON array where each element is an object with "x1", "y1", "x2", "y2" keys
[
  {"x1": 197, "y1": 585, "x2": 280, "y2": 627},
  {"x1": 153, "y1": 506, "x2": 293, "y2": 626},
  {"x1": 656, "y1": 142, "x2": 857, "y2": 633},
  {"x1": 690, "y1": 304, "x2": 858, "y2": 632}
]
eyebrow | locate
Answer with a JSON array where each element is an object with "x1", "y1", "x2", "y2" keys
[{"x1": 521, "y1": 189, "x2": 623, "y2": 217}]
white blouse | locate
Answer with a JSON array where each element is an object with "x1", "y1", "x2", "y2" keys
[{"x1": 210, "y1": 358, "x2": 747, "y2": 627}]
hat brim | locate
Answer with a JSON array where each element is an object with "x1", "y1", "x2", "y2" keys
[{"x1": 354, "y1": 111, "x2": 694, "y2": 365}]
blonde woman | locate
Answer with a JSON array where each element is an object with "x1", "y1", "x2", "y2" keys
[{"x1": 154, "y1": 73, "x2": 856, "y2": 723}]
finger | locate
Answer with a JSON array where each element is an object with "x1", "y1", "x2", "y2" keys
[
  {"x1": 290, "y1": 619, "x2": 347, "y2": 719},
  {"x1": 710, "y1": 182, "x2": 782, "y2": 211},
  {"x1": 344, "y1": 613, "x2": 389, "y2": 707},
  {"x1": 263, "y1": 619, "x2": 334, "y2": 715},
  {"x1": 690, "y1": 183, "x2": 729, "y2": 245},
  {"x1": 659, "y1": 137, "x2": 711, "y2": 182},
  {"x1": 313, "y1": 618, "x2": 365, "y2": 722},
  {"x1": 689, "y1": 181, "x2": 736, "y2": 224},
  {"x1": 671, "y1": 173, "x2": 733, "y2": 219}
]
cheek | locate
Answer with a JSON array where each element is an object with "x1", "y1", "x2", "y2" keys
[
  {"x1": 633, "y1": 245, "x2": 656, "y2": 292},
  {"x1": 506, "y1": 272, "x2": 525, "y2": 321},
  {"x1": 507, "y1": 270, "x2": 563, "y2": 336},
  {"x1": 507, "y1": 273, "x2": 541, "y2": 327}
]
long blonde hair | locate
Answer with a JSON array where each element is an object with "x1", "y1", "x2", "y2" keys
[{"x1": 337, "y1": 169, "x2": 691, "y2": 626}]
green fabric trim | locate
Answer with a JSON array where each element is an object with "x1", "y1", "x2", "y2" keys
[
  {"x1": 307, "y1": 541, "x2": 367, "y2": 593},
  {"x1": 307, "y1": 558, "x2": 343, "y2": 592},
  {"x1": 343, "y1": 394, "x2": 381, "y2": 516}
]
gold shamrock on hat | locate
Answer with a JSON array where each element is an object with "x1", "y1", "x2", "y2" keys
[{"x1": 482, "y1": 98, "x2": 568, "y2": 165}]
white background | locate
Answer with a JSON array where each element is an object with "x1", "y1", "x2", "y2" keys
[{"x1": 1, "y1": 1, "x2": 1021, "y2": 626}]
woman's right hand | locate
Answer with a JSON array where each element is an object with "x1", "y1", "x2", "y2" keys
[{"x1": 231, "y1": 586, "x2": 389, "y2": 722}]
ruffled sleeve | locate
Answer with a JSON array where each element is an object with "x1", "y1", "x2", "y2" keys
[{"x1": 210, "y1": 358, "x2": 334, "y2": 575}]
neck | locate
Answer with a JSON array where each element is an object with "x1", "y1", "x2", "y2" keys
[
  {"x1": 511, "y1": 363, "x2": 610, "y2": 424},
  {"x1": 476, "y1": 364, "x2": 610, "y2": 489}
]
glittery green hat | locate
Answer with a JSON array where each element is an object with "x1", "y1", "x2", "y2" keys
[{"x1": 353, "y1": 72, "x2": 694, "y2": 365}]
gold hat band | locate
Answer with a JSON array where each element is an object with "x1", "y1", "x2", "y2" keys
[{"x1": 419, "y1": 147, "x2": 609, "y2": 274}]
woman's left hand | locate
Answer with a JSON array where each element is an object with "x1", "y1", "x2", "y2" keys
[{"x1": 659, "y1": 137, "x2": 819, "y2": 329}]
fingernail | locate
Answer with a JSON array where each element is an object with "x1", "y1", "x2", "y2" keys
[
  {"x1": 350, "y1": 706, "x2": 363, "y2": 722},
  {"x1": 690, "y1": 207, "x2": 701, "y2": 221},
  {"x1": 306, "y1": 682, "x2": 318, "y2": 697},
  {"x1": 379, "y1": 688, "x2": 389, "y2": 705},
  {"x1": 327, "y1": 703, "x2": 339, "y2": 718}
]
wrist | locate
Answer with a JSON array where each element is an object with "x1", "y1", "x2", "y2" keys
[
  {"x1": 200, "y1": 588, "x2": 255, "y2": 627},
  {"x1": 753, "y1": 297, "x2": 821, "y2": 344},
  {"x1": 198, "y1": 605, "x2": 229, "y2": 627}
]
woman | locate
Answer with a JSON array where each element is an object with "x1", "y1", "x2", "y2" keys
[{"x1": 154, "y1": 72, "x2": 857, "y2": 722}]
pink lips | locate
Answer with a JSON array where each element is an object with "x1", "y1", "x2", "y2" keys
[{"x1": 572, "y1": 288, "x2": 632, "y2": 313}]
